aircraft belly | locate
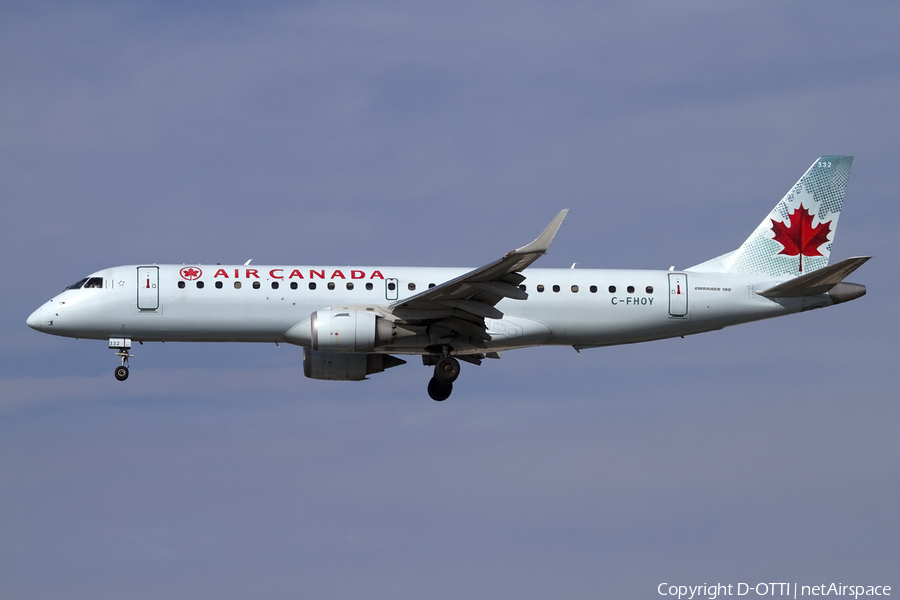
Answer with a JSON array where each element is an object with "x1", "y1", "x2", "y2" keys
[
  {"x1": 504, "y1": 289, "x2": 677, "y2": 347},
  {"x1": 484, "y1": 315, "x2": 553, "y2": 349},
  {"x1": 77, "y1": 294, "x2": 312, "y2": 342},
  {"x1": 561, "y1": 308, "x2": 683, "y2": 346}
]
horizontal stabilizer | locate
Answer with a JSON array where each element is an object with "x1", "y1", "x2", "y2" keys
[{"x1": 757, "y1": 256, "x2": 871, "y2": 298}]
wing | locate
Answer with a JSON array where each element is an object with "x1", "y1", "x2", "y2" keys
[{"x1": 389, "y1": 209, "x2": 568, "y2": 351}]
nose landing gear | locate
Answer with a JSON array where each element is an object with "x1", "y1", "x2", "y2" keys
[
  {"x1": 114, "y1": 364, "x2": 130, "y2": 381},
  {"x1": 427, "y1": 355, "x2": 460, "y2": 401},
  {"x1": 109, "y1": 338, "x2": 133, "y2": 381}
]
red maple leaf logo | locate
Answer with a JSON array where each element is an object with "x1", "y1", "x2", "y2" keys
[
  {"x1": 770, "y1": 203, "x2": 831, "y2": 272},
  {"x1": 180, "y1": 267, "x2": 202, "y2": 280}
]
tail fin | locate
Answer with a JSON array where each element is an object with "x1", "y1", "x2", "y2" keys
[{"x1": 689, "y1": 156, "x2": 853, "y2": 275}]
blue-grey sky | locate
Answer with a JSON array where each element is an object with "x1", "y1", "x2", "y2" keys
[{"x1": 2, "y1": 2, "x2": 898, "y2": 598}]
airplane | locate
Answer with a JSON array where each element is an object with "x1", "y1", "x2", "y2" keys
[{"x1": 27, "y1": 156, "x2": 870, "y2": 401}]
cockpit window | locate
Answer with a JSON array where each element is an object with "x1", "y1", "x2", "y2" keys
[
  {"x1": 65, "y1": 277, "x2": 89, "y2": 290},
  {"x1": 64, "y1": 277, "x2": 103, "y2": 290}
]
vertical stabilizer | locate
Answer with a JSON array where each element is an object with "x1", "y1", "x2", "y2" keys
[{"x1": 689, "y1": 156, "x2": 853, "y2": 276}]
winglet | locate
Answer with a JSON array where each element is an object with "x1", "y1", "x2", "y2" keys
[{"x1": 512, "y1": 209, "x2": 569, "y2": 255}]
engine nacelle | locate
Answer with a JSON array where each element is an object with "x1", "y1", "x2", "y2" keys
[
  {"x1": 303, "y1": 348, "x2": 406, "y2": 381},
  {"x1": 310, "y1": 309, "x2": 394, "y2": 353}
]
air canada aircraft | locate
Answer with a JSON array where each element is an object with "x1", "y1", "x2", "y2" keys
[{"x1": 27, "y1": 156, "x2": 869, "y2": 400}]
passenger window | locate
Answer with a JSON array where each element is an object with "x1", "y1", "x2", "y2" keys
[
  {"x1": 646, "y1": 286, "x2": 654, "y2": 294},
  {"x1": 366, "y1": 283, "x2": 373, "y2": 291},
  {"x1": 272, "y1": 282, "x2": 279, "y2": 290},
  {"x1": 178, "y1": 281, "x2": 185, "y2": 289},
  {"x1": 347, "y1": 282, "x2": 354, "y2": 290},
  {"x1": 309, "y1": 282, "x2": 316, "y2": 290},
  {"x1": 215, "y1": 281, "x2": 223, "y2": 289},
  {"x1": 428, "y1": 283, "x2": 435, "y2": 288},
  {"x1": 65, "y1": 277, "x2": 89, "y2": 290},
  {"x1": 388, "y1": 282, "x2": 396, "y2": 291},
  {"x1": 197, "y1": 281, "x2": 204, "y2": 289},
  {"x1": 519, "y1": 285, "x2": 526, "y2": 291},
  {"x1": 627, "y1": 285, "x2": 635, "y2": 293},
  {"x1": 608, "y1": 285, "x2": 616, "y2": 293},
  {"x1": 571, "y1": 285, "x2": 579, "y2": 293},
  {"x1": 252, "y1": 281, "x2": 260, "y2": 289},
  {"x1": 327, "y1": 282, "x2": 335, "y2": 290},
  {"x1": 408, "y1": 283, "x2": 416, "y2": 291},
  {"x1": 589, "y1": 285, "x2": 597, "y2": 293},
  {"x1": 234, "y1": 281, "x2": 242, "y2": 289},
  {"x1": 552, "y1": 285, "x2": 560, "y2": 293},
  {"x1": 290, "y1": 282, "x2": 298, "y2": 290}
]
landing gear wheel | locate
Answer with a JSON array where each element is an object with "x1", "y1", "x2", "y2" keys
[
  {"x1": 427, "y1": 378, "x2": 453, "y2": 401},
  {"x1": 434, "y1": 356, "x2": 461, "y2": 384},
  {"x1": 111, "y1": 341, "x2": 134, "y2": 382}
]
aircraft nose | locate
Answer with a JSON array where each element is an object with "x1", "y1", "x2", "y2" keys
[
  {"x1": 26, "y1": 309, "x2": 40, "y2": 330},
  {"x1": 26, "y1": 305, "x2": 51, "y2": 331}
]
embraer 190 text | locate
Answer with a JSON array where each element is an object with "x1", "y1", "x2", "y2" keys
[{"x1": 28, "y1": 157, "x2": 870, "y2": 401}]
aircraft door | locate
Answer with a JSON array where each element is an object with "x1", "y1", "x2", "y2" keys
[
  {"x1": 137, "y1": 266, "x2": 159, "y2": 311},
  {"x1": 668, "y1": 273, "x2": 688, "y2": 317},
  {"x1": 385, "y1": 278, "x2": 399, "y2": 301}
]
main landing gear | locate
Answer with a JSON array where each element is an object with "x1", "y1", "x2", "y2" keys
[
  {"x1": 427, "y1": 355, "x2": 460, "y2": 401},
  {"x1": 109, "y1": 338, "x2": 133, "y2": 381}
]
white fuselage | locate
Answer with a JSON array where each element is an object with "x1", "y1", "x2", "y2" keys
[
  {"x1": 24, "y1": 158, "x2": 865, "y2": 398},
  {"x1": 27, "y1": 263, "x2": 828, "y2": 354}
]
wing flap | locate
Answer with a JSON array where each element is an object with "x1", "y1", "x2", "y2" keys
[
  {"x1": 437, "y1": 300, "x2": 504, "y2": 320},
  {"x1": 475, "y1": 281, "x2": 528, "y2": 300},
  {"x1": 437, "y1": 316, "x2": 491, "y2": 342}
]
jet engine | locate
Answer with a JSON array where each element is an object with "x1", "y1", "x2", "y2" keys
[
  {"x1": 310, "y1": 309, "x2": 395, "y2": 353},
  {"x1": 303, "y1": 348, "x2": 406, "y2": 381}
]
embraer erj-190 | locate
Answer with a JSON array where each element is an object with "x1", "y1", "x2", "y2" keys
[{"x1": 27, "y1": 156, "x2": 870, "y2": 401}]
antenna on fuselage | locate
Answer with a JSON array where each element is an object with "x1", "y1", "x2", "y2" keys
[{"x1": 244, "y1": 259, "x2": 253, "y2": 265}]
